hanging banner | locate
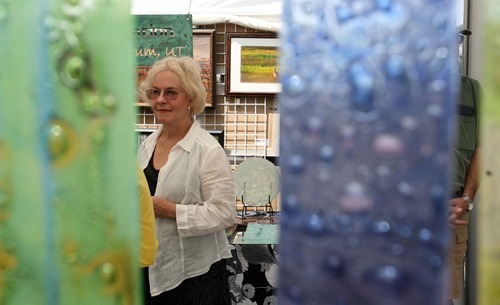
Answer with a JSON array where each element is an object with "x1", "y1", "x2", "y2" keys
[{"x1": 134, "y1": 14, "x2": 193, "y2": 66}]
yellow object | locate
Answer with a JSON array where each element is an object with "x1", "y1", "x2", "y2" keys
[{"x1": 138, "y1": 165, "x2": 158, "y2": 267}]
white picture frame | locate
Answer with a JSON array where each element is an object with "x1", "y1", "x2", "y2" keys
[{"x1": 226, "y1": 33, "x2": 281, "y2": 96}]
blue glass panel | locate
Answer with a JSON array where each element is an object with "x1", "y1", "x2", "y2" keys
[{"x1": 279, "y1": 1, "x2": 457, "y2": 304}]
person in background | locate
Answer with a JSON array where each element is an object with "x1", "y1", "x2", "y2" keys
[
  {"x1": 137, "y1": 56, "x2": 235, "y2": 305},
  {"x1": 448, "y1": 28, "x2": 481, "y2": 305}
]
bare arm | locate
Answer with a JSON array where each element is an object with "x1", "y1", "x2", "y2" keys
[
  {"x1": 449, "y1": 147, "x2": 480, "y2": 225},
  {"x1": 461, "y1": 147, "x2": 480, "y2": 200}
]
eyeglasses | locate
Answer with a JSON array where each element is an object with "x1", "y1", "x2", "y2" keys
[{"x1": 145, "y1": 88, "x2": 182, "y2": 100}]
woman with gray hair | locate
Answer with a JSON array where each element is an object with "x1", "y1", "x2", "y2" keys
[{"x1": 138, "y1": 56, "x2": 235, "y2": 305}]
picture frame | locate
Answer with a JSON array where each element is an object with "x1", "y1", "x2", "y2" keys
[
  {"x1": 193, "y1": 29, "x2": 215, "y2": 107},
  {"x1": 225, "y1": 33, "x2": 281, "y2": 96}
]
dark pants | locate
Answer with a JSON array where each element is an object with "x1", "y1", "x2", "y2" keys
[
  {"x1": 142, "y1": 267, "x2": 153, "y2": 305},
  {"x1": 143, "y1": 260, "x2": 230, "y2": 305}
]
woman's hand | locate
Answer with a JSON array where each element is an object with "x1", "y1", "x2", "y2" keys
[{"x1": 151, "y1": 196, "x2": 177, "y2": 219}]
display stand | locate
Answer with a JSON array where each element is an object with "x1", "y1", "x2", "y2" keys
[{"x1": 234, "y1": 158, "x2": 280, "y2": 224}]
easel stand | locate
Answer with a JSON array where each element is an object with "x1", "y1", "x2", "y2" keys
[{"x1": 241, "y1": 194, "x2": 275, "y2": 223}]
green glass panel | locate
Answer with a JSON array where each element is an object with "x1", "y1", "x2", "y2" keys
[
  {"x1": 0, "y1": 1, "x2": 140, "y2": 304},
  {"x1": 0, "y1": 1, "x2": 48, "y2": 304}
]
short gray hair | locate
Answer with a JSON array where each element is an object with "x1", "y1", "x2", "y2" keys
[{"x1": 138, "y1": 56, "x2": 207, "y2": 115}]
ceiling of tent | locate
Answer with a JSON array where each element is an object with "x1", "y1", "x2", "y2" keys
[{"x1": 131, "y1": 0, "x2": 283, "y2": 32}]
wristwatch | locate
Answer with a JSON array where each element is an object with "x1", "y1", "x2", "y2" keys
[{"x1": 460, "y1": 195, "x2": 474, "y2": 211}]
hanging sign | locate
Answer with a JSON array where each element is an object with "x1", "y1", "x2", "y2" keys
[{"x1": 134, "y1": 14, "x2": 193, "y2": 66}]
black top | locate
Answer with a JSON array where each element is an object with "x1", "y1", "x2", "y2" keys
[{"x1": 143, "y1": 151, "x2": 159, "y2": 196}]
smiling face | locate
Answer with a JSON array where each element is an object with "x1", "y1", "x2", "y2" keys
[{"x1": 149, "y1": 70, "x2": 192, "y2": 126}]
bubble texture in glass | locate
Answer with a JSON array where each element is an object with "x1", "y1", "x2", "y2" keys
[{"x1": 279, "y1": 1, "x2": 457, "y2": 304}]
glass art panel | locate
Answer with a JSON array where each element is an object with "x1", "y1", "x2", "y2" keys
[
  {"x1": 0, "y1": 1, "x2": 139, "y2": 304},
  {"x1": 279, "y1": 1, "x2": 457, "y2": 304}
]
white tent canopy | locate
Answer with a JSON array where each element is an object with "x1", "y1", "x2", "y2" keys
[{"x1": 131, "y1": 0, "x2": 283, "y2": 32}]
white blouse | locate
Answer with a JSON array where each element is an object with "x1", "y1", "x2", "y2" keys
[{"x1": 137, "y1": 120, "x2": 235, "y2": 296}]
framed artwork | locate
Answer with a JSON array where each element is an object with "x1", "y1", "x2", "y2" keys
[
  {"x1": 136, "y1": 66, "x2": 150, "y2": 105},
  {"x1": 193, "y1": 29, "x2": 215, "y2": 107},
  {"x1": 225, "y1": 33, "x2": 281, "y2": 96},
  {"x1": 135, "y1": 29, "x2": 215, "y2": 107}
]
